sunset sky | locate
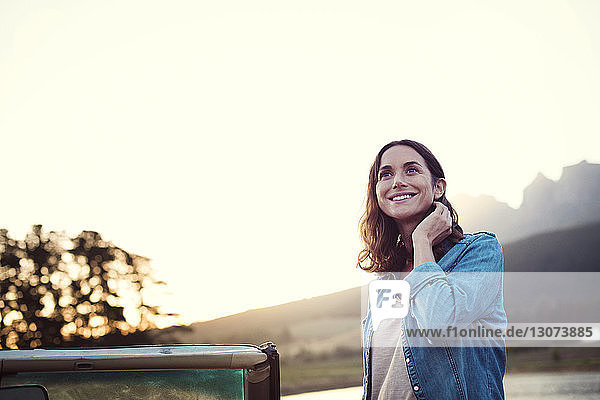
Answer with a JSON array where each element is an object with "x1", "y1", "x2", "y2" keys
[{"x1": 1, "y1": 0, "x2": 599, "y2": 324}]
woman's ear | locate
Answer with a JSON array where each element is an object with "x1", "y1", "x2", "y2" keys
[{"x1": 434, "y1": 178, "x2": 446, "y2": 200}]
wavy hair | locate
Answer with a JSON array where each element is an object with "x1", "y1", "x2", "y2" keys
[{"x1": 357, "y1": 140, "x2": 464, "y2": 273}]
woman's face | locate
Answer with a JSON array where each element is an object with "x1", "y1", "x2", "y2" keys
[{"x1": 375, "y1": 145, "x2": 444, "y2": 224}]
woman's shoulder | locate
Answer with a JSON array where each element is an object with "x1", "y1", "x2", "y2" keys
[
  {"x1": 443, "y1": 231, "x2": 503, "y2": 272},
  {"x1": 460, "y1": 231, "x2": 499, "y2": 242},
  {"x1": 459, "y1": 231, "x2": 503, "y2": 254}
]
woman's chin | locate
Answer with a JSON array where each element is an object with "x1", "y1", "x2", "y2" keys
[
  {"x1": 391, "y1": 211, "x2": 419, "y2": 222},
  {"x1": 389, "y1": 208, "x2": 428, "y2": 224}
]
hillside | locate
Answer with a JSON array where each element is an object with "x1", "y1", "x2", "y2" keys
[
  {"x1": 152, "y1": 285, "x2": 361, "y2": 355},
  {"x1": 503, "y1": 221, "x2": 600, "y2": 272}
]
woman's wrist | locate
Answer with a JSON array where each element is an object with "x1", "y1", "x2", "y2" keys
[
  {"x1": 411, "y1": 233, "x2": 435, "y2": 267},
  {"x1": 412, "y1": 232, "x2": 432, "y2": 248}
]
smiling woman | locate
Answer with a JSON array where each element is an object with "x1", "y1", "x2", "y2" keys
[{"x1": 357, "y1": 140, "x2": 507, "y2": 400}]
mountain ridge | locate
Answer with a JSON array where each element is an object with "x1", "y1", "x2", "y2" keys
[{"x1": 451, "y1": 160, "x2": 600, "y2": 243}]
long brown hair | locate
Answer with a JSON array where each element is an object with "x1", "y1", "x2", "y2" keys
[{"x1": 357, "y1": 140, "x2": 464, "y2": 273}]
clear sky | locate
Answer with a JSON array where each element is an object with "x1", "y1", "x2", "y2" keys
[{"x1": 1, "y1": 0, "x2": 599, "y2": 325}]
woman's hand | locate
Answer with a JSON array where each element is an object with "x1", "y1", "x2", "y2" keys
[{"x1": 412, "y1": 201, "x2": 453, "y2": 247}]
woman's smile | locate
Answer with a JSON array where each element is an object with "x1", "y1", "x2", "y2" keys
[{"x1": 388, "y1": 192, "x2": 418, "y2": 203}]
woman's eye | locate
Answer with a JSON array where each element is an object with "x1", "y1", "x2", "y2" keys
[
  {"x1": 378, "y1": 171, "x2": 392, "y2": 179},
  {"x1": 406, "y1": 167, "x2": 418, "y2": 174}
]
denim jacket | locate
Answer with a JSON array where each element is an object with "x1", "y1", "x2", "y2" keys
[{"x1": 361, "y1": 232, "x2": 507, "y2": 400}]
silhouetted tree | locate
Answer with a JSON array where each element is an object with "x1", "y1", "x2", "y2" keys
[{"x1": 0, "y1": 225, "x2": 170, "y2": 349}]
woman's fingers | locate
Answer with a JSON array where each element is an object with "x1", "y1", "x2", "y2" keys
[
  {"x1": 415, "y1": 201, "x2": 453, "y2": 245},
  {"x1": 434, "y1": 202, "x2": 453, "y2": 238},
  {"x1": 434, "y1": 201, "x2": 451, "y2": 224}
]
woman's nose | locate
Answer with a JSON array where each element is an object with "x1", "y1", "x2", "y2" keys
[{"x1": 392, "y1": 175, "x2": 407, "y2": 189}]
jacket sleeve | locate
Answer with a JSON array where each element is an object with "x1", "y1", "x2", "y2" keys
[{"x1": 404, "y1": 233, "x2": 504, "y2": 329}]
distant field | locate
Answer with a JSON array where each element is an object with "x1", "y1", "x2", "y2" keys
[
  {"x1": 507, "y1": 347, "x2": 600, "y2": 373},
  {"x1": 281, "y1": 356, "x2": 363, "y2": 396},
  {"x1": 280, "y1": 347, "x2": 600, "y2": 395}
]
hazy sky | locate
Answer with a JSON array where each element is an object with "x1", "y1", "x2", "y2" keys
[{"x1": 1, "y1": 0, "x2": 599, "y2": 324}]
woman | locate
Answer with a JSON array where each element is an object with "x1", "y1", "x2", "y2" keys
[{"x1": 358, "y1": 140, "x2": 506, "y2": 400}]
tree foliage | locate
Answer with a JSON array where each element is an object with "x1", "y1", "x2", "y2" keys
[{"x1": 0, "y1": 225, "x2": 169, "y2": 349}]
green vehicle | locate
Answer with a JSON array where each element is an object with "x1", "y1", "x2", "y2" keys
[{"x1": 0, "y1": 342, "x2": 280, "y2": 400}]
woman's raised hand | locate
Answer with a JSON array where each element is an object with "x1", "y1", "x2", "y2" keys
[{"x1": 412, "y1": 201, "x2": 453, "y2": 247}]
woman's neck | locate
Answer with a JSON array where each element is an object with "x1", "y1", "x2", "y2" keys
[{"x1": 396, "y1": 220, "x2": 420, "y2": 257}]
